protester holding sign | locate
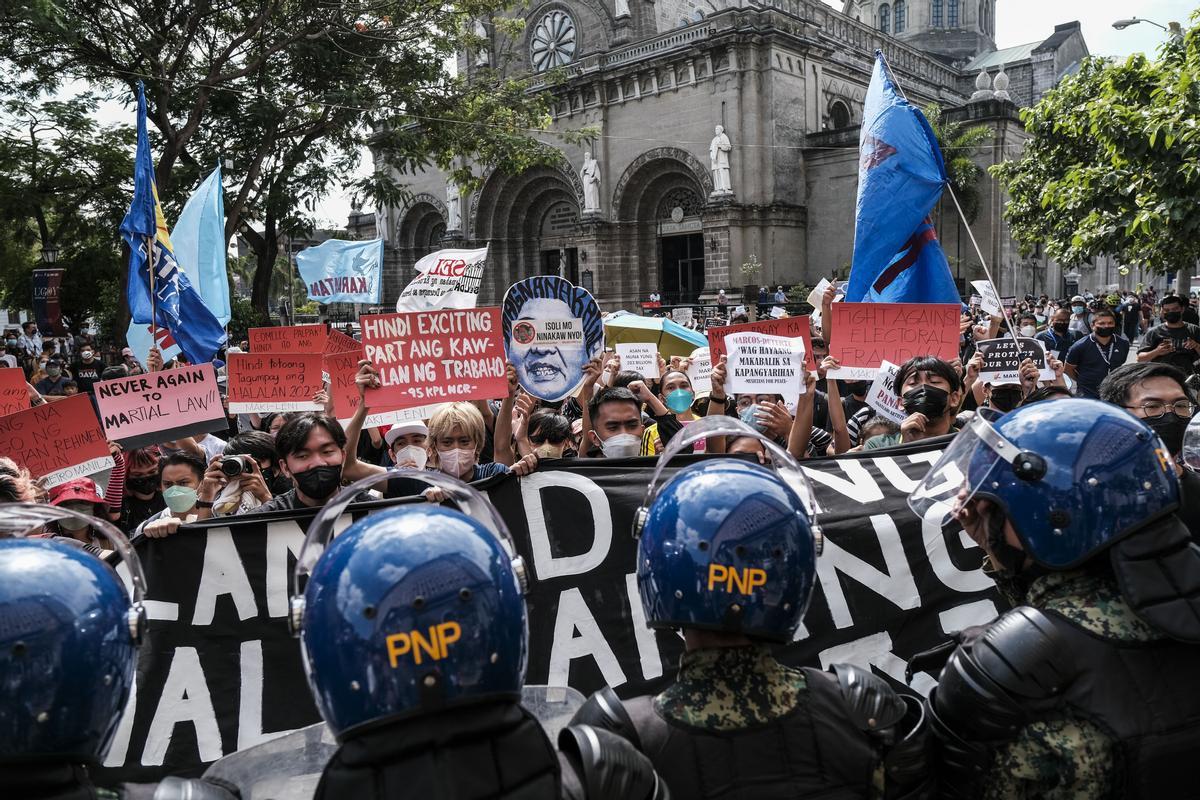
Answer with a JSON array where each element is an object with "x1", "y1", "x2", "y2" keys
[
  {"x1": 863, "y1": 356, "x2": 964, "y2": 450},
  {"x1": 502, "y1": 276, "x2": 603, "y2": 402}
]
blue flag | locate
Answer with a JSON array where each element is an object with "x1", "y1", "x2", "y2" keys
[
  {"x1": 172, "y1": 165, "x2": 230, "y2": 324},
  {"x1": 845, "y1": 52, "x2": 960, "y2": 305},
  {"x1": 297, "y1": 238, "x2": 384, "y2": 304},
  {"x1": 119, "y1": 82, "x2": 227, "y2": 364}
]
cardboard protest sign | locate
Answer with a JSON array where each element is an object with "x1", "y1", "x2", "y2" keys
[
  {"x1": 0, "y1": 368, "x2": 28, "y2": 416},
  {"x1": 324, "y1": 328, "x2": 361, "y2": 354},
  {"x1": 706, "y1": 316, "x2": 817, "y2": 370},
  {"x1": 970, "y1": 280, "x2": 1002, "y2": 317},
  {"x1": 969, "y1": 294, "x2": 982, "y2": 307},
  {"x1": 975, "y1": 337, "x2": 1054, "y2": 384},
  {"x1": 688, "y1": 347, "x2": 712, "y2": 394},
  {"x1": 806, "y1": 278, "x2": 832, "y2": 308},
  {"x1": 324, "y1": 348, "x2": 445, "y2": 428},
  {"x1": 672, "y1": 307, "x2": 694, "y2": 324},
  {"x1": 865, "y1": 360, "x2": 907, "y2": 425},
  {"x1": 248, "y1": 324, "x2": 327, "y2": 354},
  {"x1": 614, "y1": 343, "x2": 659, "y2": 380},
  {"x1": 0, "y1": 393, "x2": 113, "y2": 487},
  {"x1": 362, "y1": 307, "x2": 507, "y2": 408},
  {"x1": 769, "y1": 306, "x2": 788, "y2": 319},
  {"x1": 395, "y1": 246, "x2": 487, "y2": 312},
  {"x1": 1001, "y1": 296, "x2": 1017, "y2": 311},
  {"x1": 501, "y1": 276, "x2": 604, "y2": 402},
  {"x1": 226, "y1": 353, "x2": 324, "y2": 413},
  {"x1": 725, "y1": 331, "x2": 806, "y2": 397},
  {"x1": 95, "y1": 364, "x2": 227, "y2": 448},
  {"x1": 827, "y1": 303, "x2": 961, "y2": 379}
]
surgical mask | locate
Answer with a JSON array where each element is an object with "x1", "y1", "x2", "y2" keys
[
  {"x1": 534, "y1": 442, "x2": 565, "y2": 459},
  {"x1": 1051, "y1": 322, "x2": 1069, "y2": 334},
  {"x1": 1165, "y1": 311, "x2": 1183, "y2": 323},
  {"x1": 598, "y1": 433, "x2": 641, "y2": 458},
  {"x1": 81, "y1": 350, "x2": 94, "y2": 360},
  {"x1": 47, "y1": 366, "x2": 61, "y2": 377},
  {"x1": 393, "y1": 445, "x2": 428, "y2": 470},
  {"x1": 127, "y1": 475, "x2": 159, "y2": 495},
  {"x1": 4, "y1": 338, "x2": 14, "y2": 347},
  {"x1": 665, "y1": 388, "x2": 695, "y2": 414},
  {"x1": 58, "y1": 515, "x2": 92, "y2": 531},
  {"x1": 1094, "y1": 327, "x2": 1116, "y2": 338},
  {"x1": 1019, "y1": 325, "x2": 1036, "y2": 338},
  {"x1": 739, "y1": 405, "x2": 769, "y2": 434},
  {"x1": 292, "y1": 465, "x2": 342, "y2": 499},
  {"x1": 902, "y1": 384, "x2": 950, "y2": 418},
  {"x1": 437, "y1": 447, "x2": 476, "y2": 476},
  {"x1": 163, "y1": 485, "x2": 198, "y2": 513},
  {"x1": 1146, "y1": 413, "x2": 1189, "y2": 455},
  {"x1": 1072, "y1": 305, "x2": 1085, "y2": 315}
]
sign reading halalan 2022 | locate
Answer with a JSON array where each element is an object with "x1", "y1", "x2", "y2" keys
[
  {"x1": 0, "y1": 393, "x2": 113, "y2": 486},
  {"x1": 361, "y1": 307, "x2": 507, "y2": 408},
  {"x1": 95, "y1": 364, "x2": 228, "y2": 448}
]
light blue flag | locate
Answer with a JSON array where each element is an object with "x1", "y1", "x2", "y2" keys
[
  {"x1": 845, "y1": 51, "x2": 960, "y2": 305},
  {"x1": 297, "y1": 238, "x2": 384, "y2": 304},
  {"x1": 126, "y1": 164, "x2": 230, "y2": 365}
]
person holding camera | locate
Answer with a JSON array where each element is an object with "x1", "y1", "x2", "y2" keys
[
  {"x1": 133, "y1": 452, "x2": 208, "y2": 538},
  {"x1": 194, "y1": 431, "x2": 289, "y2": 517}
]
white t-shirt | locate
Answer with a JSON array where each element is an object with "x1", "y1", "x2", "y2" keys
[{"x1": 195, "y1": 433, "x2": 227, "y2": 462}]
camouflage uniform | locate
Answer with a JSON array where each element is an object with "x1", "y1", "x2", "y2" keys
[{"x1": 981, "y1": 569, "x2": 1162, "y2": 800}]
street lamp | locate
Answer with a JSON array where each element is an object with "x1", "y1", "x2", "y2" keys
[
  {"x1": 1113, "y1": 17, "x2": 1183, "y2": 39},
  {"x1": 39, "y1": 243, "x2": 58, "y2": 264}
]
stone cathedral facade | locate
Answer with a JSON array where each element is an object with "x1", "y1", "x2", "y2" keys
[{"x1": 376, "y1": 0, "x2": 1096, "y2": 309}]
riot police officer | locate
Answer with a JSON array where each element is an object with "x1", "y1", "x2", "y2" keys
[
  {"x1": 909, "y1": 398, "x2": 1200, "y2": 797},
  {"x1": 289, "y1": 471, "x2": 667, "y2": 799},
  {"x1": 571, "y1": 418, "x2": 930, "y2": 799},
  {"x1": 0, "y1": 503, "x2": 234, "y2": 800}
]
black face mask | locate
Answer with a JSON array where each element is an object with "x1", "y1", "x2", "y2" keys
[
  {"x1": 292, "y1": 465, "x2": 341, "y2": 500},
  {"x1": 127, "y1": 475, "x2": 159, "y2": 496},
  {"x1": 1165, "y1": 311, "x2": 1184, "y2": 323},
  {"x1": 261, "y1": 467, "x2": 293, "y2": 495},
  {"x1": 989, "y1": 389, "x2": 1023, "y2": 412},
  {"x1": 1094, "y1": 327, "x2": 1116, "y2": 338},
  {"x1": 840, "y1": 380, "x2": 870, "y2": 397},
  {"x1": 1147, "y1": 413, "x2": 1189, "y2": 455},
  {"x1": 902, "y1": 384, "x2": 950, "y2": 418},
  {"x1": 1052, "y1": 321, "x2": 1070, "y2": 334}
]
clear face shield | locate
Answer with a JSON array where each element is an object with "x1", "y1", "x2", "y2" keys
[
  {"x1": 1182, "y1": 414, "x2": 1200, "y2": 473},
  {"x1": 0, "y1": 502, "x2": 149, "y2": 643},
  {"x1": 907, "y1": 409, "x2": 1042, "y2": 525},
  {"x1": 287, "y1": 469, "x2": 527, "y2": 636},
  {"x1": 632, "y1": 415, "x2": 823, "y2": 552}
]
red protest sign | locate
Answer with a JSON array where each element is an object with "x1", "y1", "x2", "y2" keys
[
  {"x1": 827, "y1": 303, "x2": 961, "y2": 379},
  {"x1": 324, "y1": 349, "x2": 445, "y2": 428},
  {"x1": 0, "y1": 368, "x2": 29, "y2": 416},
  {"x1": 361, "y1": 307, "x2": 507, "y2": 408},
  {"x1": 226, "y1": 352, "x2": 325, "y2": 413},
  {"x1": 249, "y1": 324, "x2": 328, "y2": 354},
  {"x1": 95, "y1": 364, "x2": 227, "y2": 448},
  {"x1": 0, "y1": 393, "x2": 113, "y2": 487},
  {"x1": 325, "y1": 328, "x2": 361, "y2": 354},
  {"x1": 707, "y1": 316, "x2": 816, "y2": 370}
]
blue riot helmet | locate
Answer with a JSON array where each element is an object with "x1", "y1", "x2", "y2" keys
[
  {"x1": 290, "y1": 470, "x2": 529, "y2": 739},
  {"x1": 909, "y1": 399, "x2": 1179, "y2": 569},
  {"x1": 0, "y1": 503, "x2": 148, "y2": 764},
  {"x1": 633, "y1": 416, "x2": 822, "y2": 642}
]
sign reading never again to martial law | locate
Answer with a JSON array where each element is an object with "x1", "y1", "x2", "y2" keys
[
  {"x1": 95, "y1": 441, "x2": 1003, "y2": 784},
  {"x1": 248, "y1": 324, "x2": 328, "y2": 354},
  {"x1": 225, "y1": 353, "x2": 325, "y2": 414},
  {"x1": 395, "y1": 246, "x2": 488, "y2": 312},
  {"x1": 0, "y1": 393, "x2": 113, "y2": 486},
  {"x1": 826, "y1": 303, "x2": 961, "y2": 379},
  {"x1": 323, "y1": 348, "x2": 445, "y2": 428},
  {"x1": 501, "y1": 276, "x2": 604, "y2": 402},
  {"x1": 95, "y1": 363, "x2": 227, "y2": 448},
  {"x1": 706, "y1": 316, "x2": 818, "y2": 370},
  {"x1": 361, "y1": 307, "x2": 507, "y2": 408}
]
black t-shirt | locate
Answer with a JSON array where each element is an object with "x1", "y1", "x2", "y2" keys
[
  {"x1": 121, "y1": 493, "x2": 165, "y2": 533},
  {"x1": 72, "y1": 359, "x2": 103, "y2": 394},
  {"x1": 1138, "y1": 323, "x2": 1200, "y2": 376}
]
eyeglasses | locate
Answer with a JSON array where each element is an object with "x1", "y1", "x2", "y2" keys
[{"x1": 1125, "y1": 400, "x2": 1198, "y2": 419}]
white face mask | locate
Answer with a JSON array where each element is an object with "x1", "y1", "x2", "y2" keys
[
  {"x1": 393, "y1": 445, "x2": 428, "y2": 470},
  {"x1": 599, "y1": 433, "x2": 641, "y2": 458},
  {"x1": 436, "y1": 447, "x2": 476, "y2": 476},
  {"x1": 1020, "y1": 325, "x2": 1036, "y2": 337}
]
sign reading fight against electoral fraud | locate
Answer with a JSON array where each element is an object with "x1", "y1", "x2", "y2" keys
[
  {"x1": 0, "y1": 393, "x2": 113, "y2": 487},
  {"x1": 502, "y1": 276, "x2": 604, "y2": 402},
  {"x1": 395, "y1": 246, "x2": 487, "y2": 312},
  {"x1": 95, "y1": 363, "x2": 228, "y2": 448},
  {"x1": 361, "y1": 308, "x2": 507, "y2": 408},
  {"x1": 826, "y1": 303, "x2": 961, "y2": 379},
  {"x1": 295, "y1": 238, "x2": 384, "y2": 304}
]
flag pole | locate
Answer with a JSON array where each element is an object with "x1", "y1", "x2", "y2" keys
[
  {"x1": 147, "y1": 233, "x2": 158, "y2": 351},
  {"x1": 877, "y1": 50, "x2": 1025, "y2": 353}
]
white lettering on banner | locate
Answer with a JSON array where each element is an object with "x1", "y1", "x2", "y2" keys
[
  {"x1": 938, "y1": 599, "x2": 999, "y2": 633},
  {"x1": 193, "y1": 529, "x2": 258, "y2": 626},
  {"x1": 815, "y1": 514, "x2": 920, "y2": 630},
  {"x1": 265, "y1": 523, "x2": 307, "y2": 618},
  {"x1": 547, "y1": 588, "x2": 627, "y2": 688},
  {"x1": 522, "y1": 471, "x2": 613, "y2": 580},
  {"x1": 116, "y1": 560, "x2": 179, "y2": 621},
  {"x1": 818, "y1": 632, "x2": 938, "y2": 696},
  {"x1": 801, "y1": 459, "x2": 885, "y2": 504},
  {"x1": 237, "y1": 640, "x2": 295, "y2": 751},
  {"x1": 921, "y1": 504, "x2": 995, "y2": 593},
  {"x1": 142, "y1": 647, "x2": 222, "y2": 766},
  {"x1": 626, "y1": 572, "x2": 665, "y2": 681},
  {"x1": 103, "y1": 675, "x2": 138, "y2": 767}
]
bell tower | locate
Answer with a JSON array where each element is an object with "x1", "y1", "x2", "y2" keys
[{"x1": 842, "y1": 0, "x2": 997, "y2": 64}]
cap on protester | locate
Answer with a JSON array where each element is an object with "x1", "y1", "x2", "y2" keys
[
  {"x1": 48, "y1": 478, "x2": 106, "y2": 507},
  {"x1": 1070, "y1": 295, "x2": 1084, "y2": 303},
  {"x1": 383, "y1": 421, "x2": 429, "y2": 448},
  {"x1": 121, "y1": 347, "x2": 134, "y2": 357}
]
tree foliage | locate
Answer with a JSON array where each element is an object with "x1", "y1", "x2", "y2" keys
[
  {"x1": 2, "y1": 0, "x2": 561, "y2": 318},
  {"x1": 925, "y1": 103, "x2": 991, "y2": 224},
  {"x1": 993, "y1": 14, "x2": 1200, "y2": 274}
]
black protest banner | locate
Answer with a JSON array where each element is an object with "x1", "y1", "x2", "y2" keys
[
  {"x1": 974, "y1": 336, "x2": 1052, "y2": 384},
  {"x1": 97, "y1": 440, "x2": 1001, "y2": 784}
]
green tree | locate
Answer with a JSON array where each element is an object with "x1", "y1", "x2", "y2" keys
[
  {"x1": 992, "y1": 15, "x2": 1200, "y2": 283},
  {"x1": 925, "y1": 103, "x2": 992, "y2": 225},
  {"x1": 0, "y1": 94, "x2": 132, "y2": 334}
]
